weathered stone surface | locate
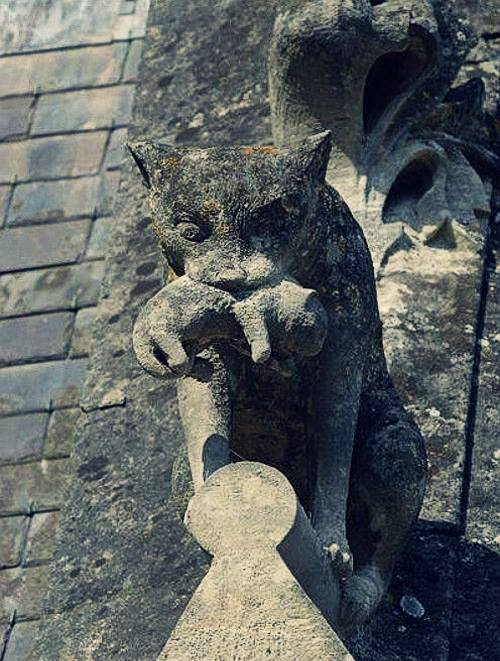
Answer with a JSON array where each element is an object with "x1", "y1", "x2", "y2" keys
[
  {"x1": 25, "y1": 511, "x2": 60, "y2": 565},
  {"x1": 32, "y1": 86, "x2": 135, "y2": 136},
  {"x1": 86, "y1": 217, "x2": 113, "y2": 260},
  {"x1": 70, "y1": 307, "x2": 97, "y2": 357},
  {"x1": 44, "y1": 408, "x2": 80, "y2": 458},
  {"x1": 0, "y1": 359, "x2": 87, "y2": 414},
  {"x1": 31, "y1": 2, "x2": 313, "y2": 658},
  {"x1": 0, "y1": 622, "x2": 8, "y2": 652},
  {"x1": 97, "y1": 171, "x2": 122, "y2": 216},
  {"x1": 0, "y1": 0, "x2": 126, "y2": 53},
  {"x1": 120, "y1": 1, "x2": 138, "y2": 16},
  {"x1": 8, "y1": 177, "x2": 99, "y2": 226},
  {"x1": 131, "y1": 129, "x2": 430, "y2": 641},
  {"x1": 0, "y1": 96, "x2": 32, "y2": 141},
  {"x1": 123, "y1": 39, "x2": 144, "y2": 82},
  {"x1": 377, "y1": 226, "x2": 483, "y2": 526},
  {"x1": 454, "y1": 0, "x2": 500, "y2": 42},
  {"x1": 3, "y1": 620, "x2": 39, "y2": 661},
  {"x1": 113, "y1": 0, "x2": 150, "y2": 40},
  {"x1": 0, "y1": 132, "x2": 108, "y2": 183},
  {"x1": 0, "y1": 5, "x2": 147, "y2": 660},
  {"x1": 0, "y1": 220, "x2": 90, "y2": 272},
  {"x1": 0, "y1": 564, "x2": 50, "y2": 620},
  {"x1": 0, "y1": 412, "x2": 47, "y2": 464},
  {"x1": 454, "y1": 0, "x2": 500, "y2": 123},
  {"x1": 449, "y1": 541, "x2": 500, "y2": 661},
  {"x1": 266, "y1": 0, "x2": 496, "y2": 539},
  {"x1": 6, "y1": 172, "x2": 120, "y2": 226},
  {"x1": 33, "y1": 0, "x2": 497, "y2": 659},
  {"x1": 0, "y1": 516, "x2": 28, "y2": 569},
  {"x1": 0, "y1": 569, "x2": 17, "y2": 621},
  {"x1": 0, "y1": 261, "x2": 105, "y2": 318},
  {"x1": 104, "y1": 127, "x2": 129, "y2": 170},
  {"x1": 0, "y1": 186, "x2": 10, "y2": 227},
  {"x1": 0, "y1": 458, "x2": 70, "y2": 515},
  {"x1": 350, "y1": 527, "x2": 458, "y2": 661},
  {"x1": 270, "y1": 0, "x2": 494, "y2": 250},
  {"x1": 35, "y1": 404, "x2": 208, "y2": 660},
  {"x1": 457, "y1": 37, "x2": 500, "y2": 115},
  {"x1": 0, "y1": 43, "x2": 128, "y2": 96}
]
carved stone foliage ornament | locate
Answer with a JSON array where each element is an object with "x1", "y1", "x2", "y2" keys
[{"x1": 269, "y1": 0, "x2": 498, "y2": 264}]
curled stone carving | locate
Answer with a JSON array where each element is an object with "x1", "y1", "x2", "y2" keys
[
  {"x1": 268, "y1": 0, "x2": 498, "y2": 265},
  {"x1": 129, "y1": 129, "x2": 427, "y2": 645}
]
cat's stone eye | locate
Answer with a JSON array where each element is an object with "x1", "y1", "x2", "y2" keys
[
  {"x1": 254, "y1": 221, "x2": 271, "y2": 238},
  {"x1": 253, "y1": 200, "x2": 288, "y2": 238},
  {"x1": 177, "y1": 221, "x2": 206, "y2": 242}
]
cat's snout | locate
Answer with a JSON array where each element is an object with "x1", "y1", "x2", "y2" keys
[
  {"x1": 215, "y1": 267, "x2": 249, "y2": 290},
  {"x1": 189, "y1": 253, "x2": 281, "y2": 293}
]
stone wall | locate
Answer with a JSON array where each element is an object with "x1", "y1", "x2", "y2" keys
[
  {"x1": 0, "y1": 0, "x2": 498, "y2": 659},
  {"x1": 30, "y1": 1, "x2": 500, "y2": 661},
  {"x1": 0, "y1": 2, "x2": 150, "y2": 658}
]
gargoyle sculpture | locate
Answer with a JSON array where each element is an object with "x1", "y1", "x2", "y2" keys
[{"x1": 129, "y1": 131, "x2": 427, "y2": 629}]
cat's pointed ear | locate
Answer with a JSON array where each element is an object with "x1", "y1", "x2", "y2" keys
[
  {"x1": 293, "y1": 131, "x2": 332, "y2": 181},
  {"x1": 127, "y1": 141, "x2": 183, "y2": 189},
  {"x1": 127, "y1": 141, "x2": 155, "y2": 189}
]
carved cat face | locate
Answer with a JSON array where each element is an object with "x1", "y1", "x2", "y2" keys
[{"x1": 129, "y1": 132, "x2": 332, "y2": 291}]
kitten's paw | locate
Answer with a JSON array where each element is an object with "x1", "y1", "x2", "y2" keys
[
  {"x1": 133, "y1": 315, "x2": 194, "y2": 379},
  {"x1": 323, "y1": 541, "x2": 353, "y2": 580},
  {"x1": 340, "y1": 567, "x2": 385, "y2": 631}
]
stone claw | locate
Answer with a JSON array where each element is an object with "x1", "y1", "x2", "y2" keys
[
  {"x1": 324, "y1": 542, "x2": 354, "y2": 580},
  {"x1": 233, "y1": 299, "x2": 272, "y2": 365}
]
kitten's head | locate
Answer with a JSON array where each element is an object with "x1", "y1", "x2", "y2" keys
[{"x1": 128, "y1": 132, "x2": 332, "y2": 291}]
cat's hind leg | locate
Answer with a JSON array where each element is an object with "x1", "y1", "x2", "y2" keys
[
  {"x1": 309, "y1": 326, "x2": 367, "y2": 579},
  {"x1": 342, "y1": 329, "x2": 427, "y2": 630}
]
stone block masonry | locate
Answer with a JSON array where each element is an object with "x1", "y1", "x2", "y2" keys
[
  {"x1": 7, "y1": 171, "x2": 121, "y2": 226},
  {"x1": 0, "y1": 312, "x2": 74, "y2": 366},
  {"x1": 31, "y1": 86, "x2": 135, "y2": 135},
  {"x1": 0, "y1": 1, "x2": 151, "y2": 656},
  {"x1": 0, "y1": 262, "x2": 106, "y2": 318},
  {"x1": 0, "y1": 133, "x2": 109, "y2": 183},
  {"x1": 0, "y1": 97, "x2": 33, "y2": 141},
  {"x1": 30, "y1": 1, "x2": 499, "y2": 660},
  {"x1": 0, "y1": 220, "x2": 91, "y2": 272},
  {"x1": 0, "y1": 43, "x2": 128, "y2": 97}
]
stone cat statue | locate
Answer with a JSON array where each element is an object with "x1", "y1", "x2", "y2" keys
[{"x1": 129, "y1": 132, "x2": 427, "y2": 629}]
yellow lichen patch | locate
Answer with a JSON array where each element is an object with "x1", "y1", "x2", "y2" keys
[
  {"x1": 161, "y1": 156, "x2": 182, "y2": 169},
  {"x1": 214, "y1": 221, "x2": 232, "y2": 236},
  {"x1": 151, "y1": 221, "x2": 163, "y2": 241},
  {"x1": 201, "y1": 197, "x2": 223, "y2": 215},
  {"x1": 241, "y1": 145, "x2": 279, "y2": 156}
]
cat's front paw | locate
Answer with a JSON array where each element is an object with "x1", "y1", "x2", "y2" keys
[{"x1": 133, "y1": 312, "x2": 193, "y2": 379}]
